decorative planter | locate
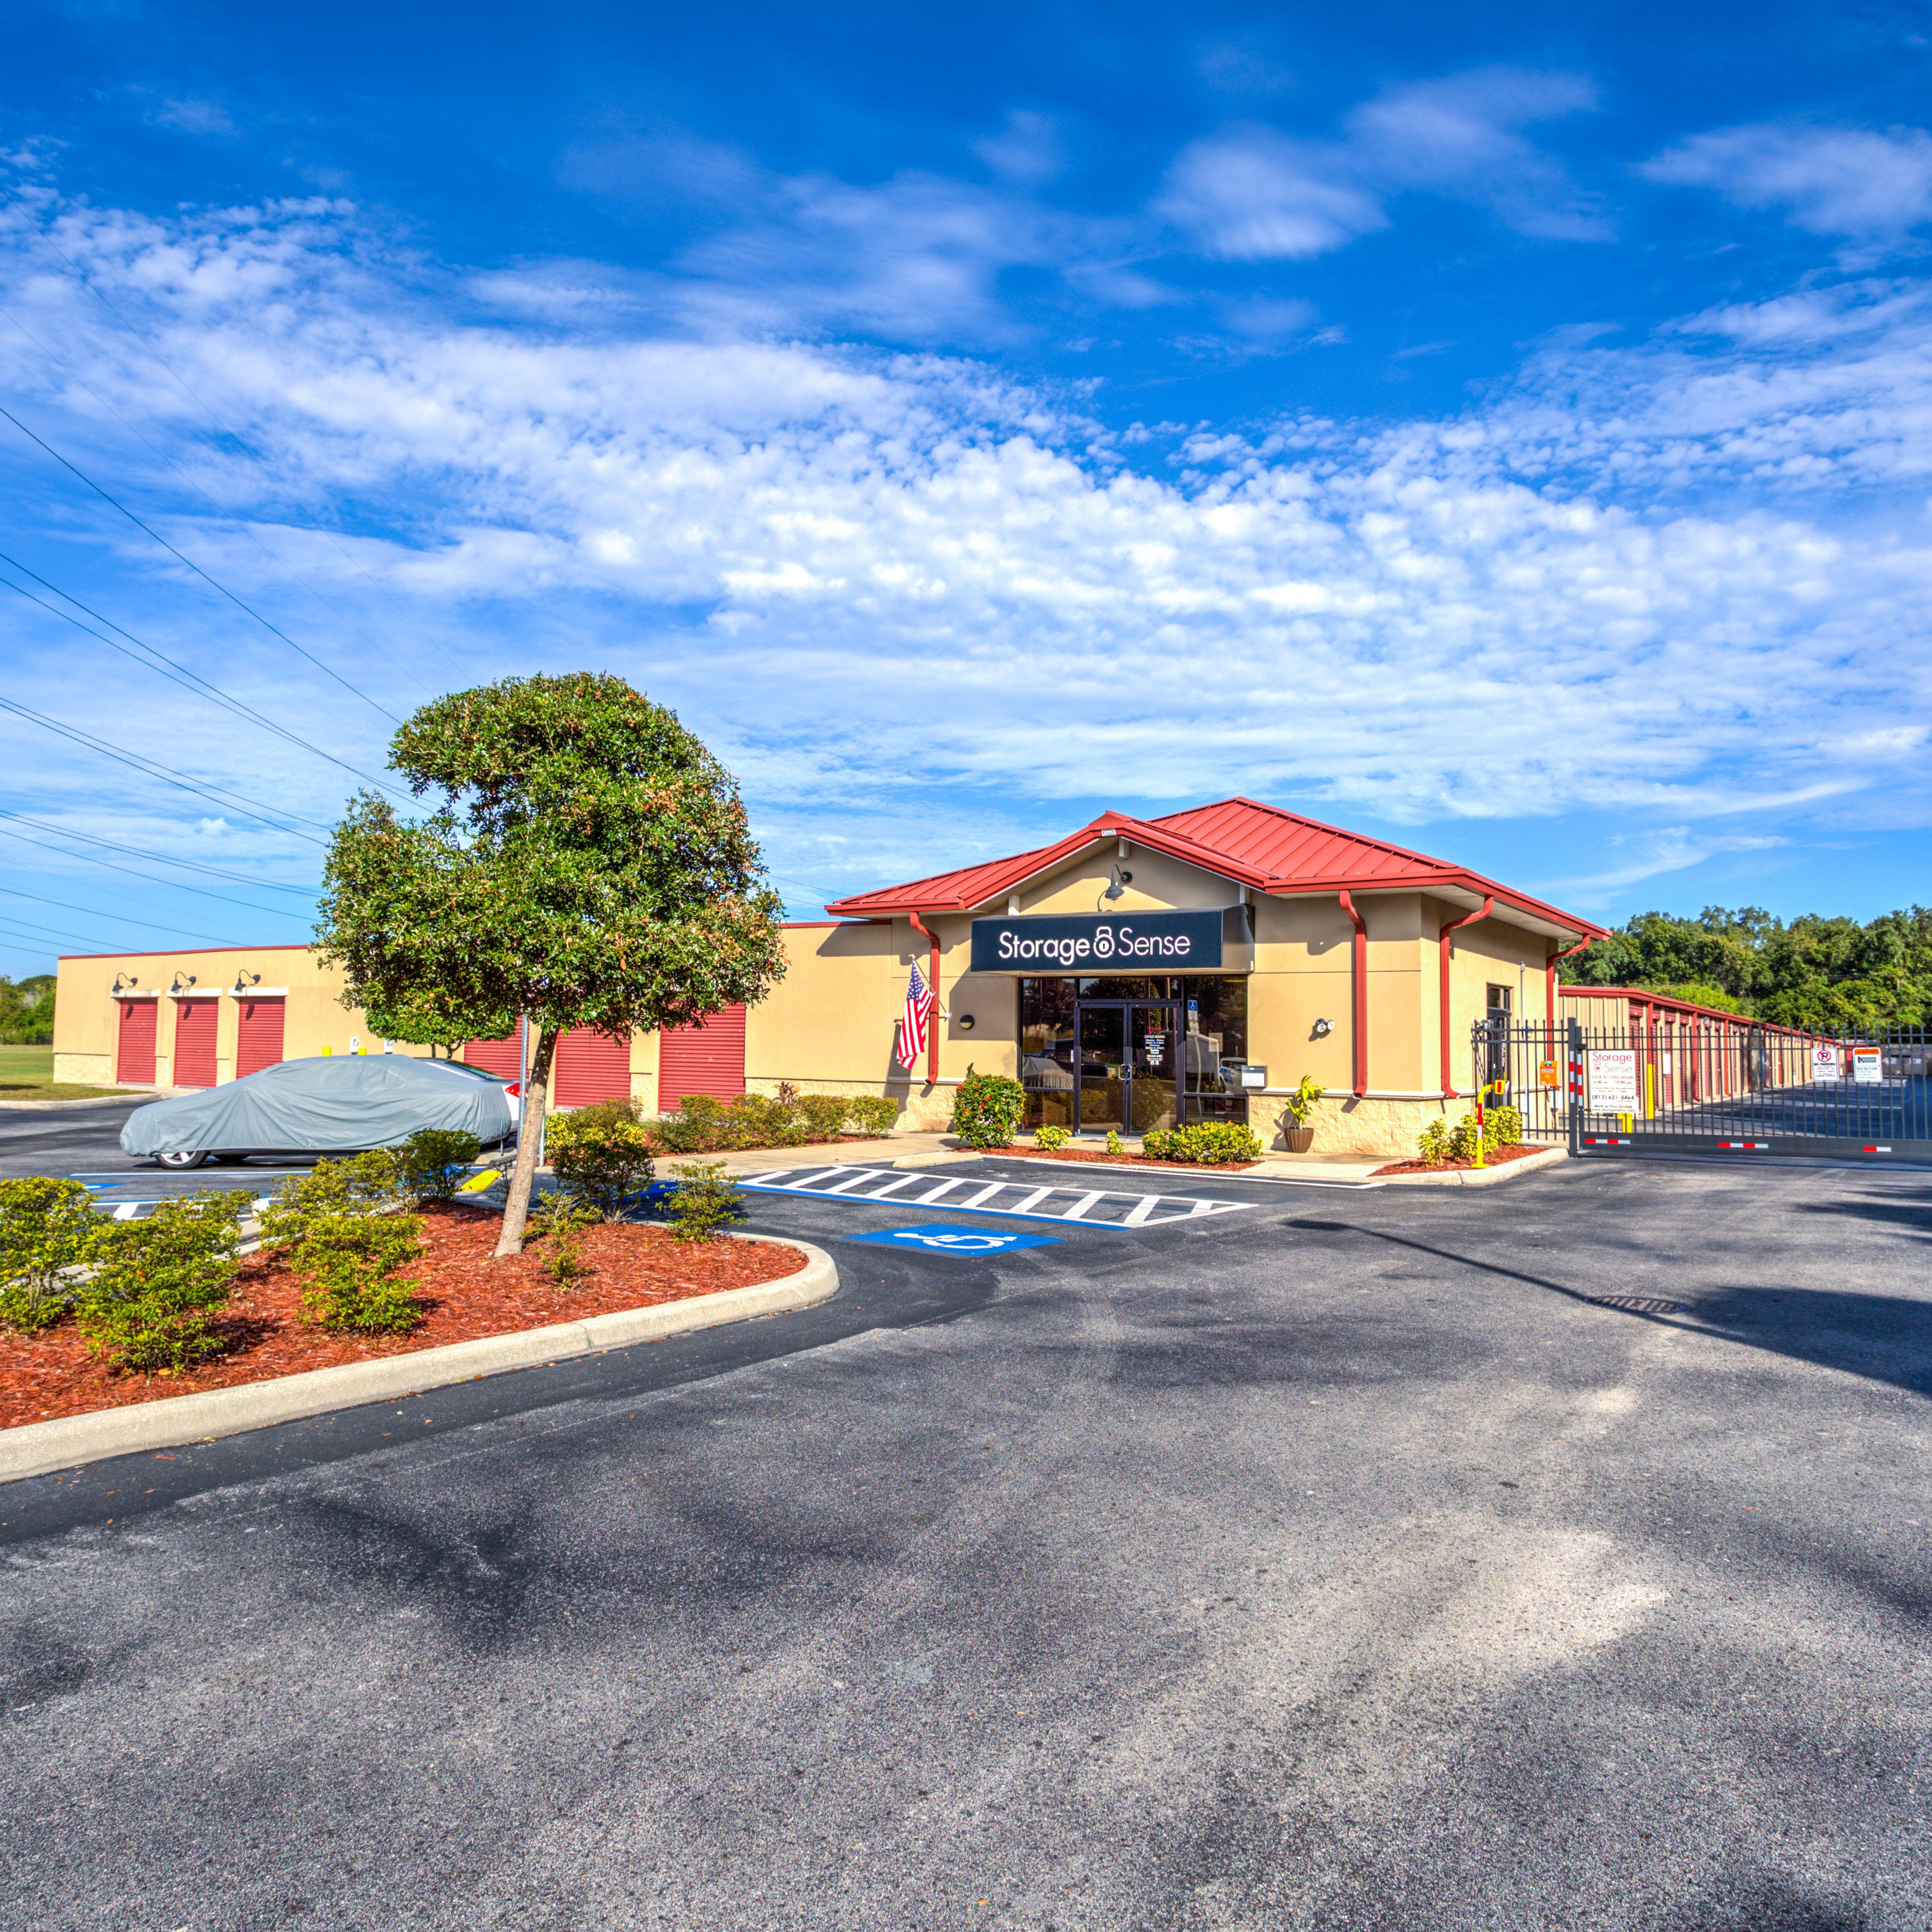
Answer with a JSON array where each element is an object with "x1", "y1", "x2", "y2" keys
[{"x1": 1281, "y1": 1126, "x2": 1315, "y2": 1153}]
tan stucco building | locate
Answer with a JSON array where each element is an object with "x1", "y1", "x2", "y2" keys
[{"x1": 55, "y1": 796, "x2": 1604, "y2": 1157}]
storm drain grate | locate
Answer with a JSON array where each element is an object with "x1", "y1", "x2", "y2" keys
[{"x1": 1586, "y1": 1294, "x2": 1688, "y2": 1314}]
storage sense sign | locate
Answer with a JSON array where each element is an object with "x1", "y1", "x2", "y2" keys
[{"x1": 970, "y1": 910, "x2": 1225, "y2": 973}]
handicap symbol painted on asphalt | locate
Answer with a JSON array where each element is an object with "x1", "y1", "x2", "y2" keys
[{"x1": 843, "y1": 1224, "x2": 1062, "y2": 1257}]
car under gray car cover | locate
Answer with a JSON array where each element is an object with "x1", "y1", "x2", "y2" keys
[{"x1": 120, "y1": 1054, "x2": 513, "y2": 1158}]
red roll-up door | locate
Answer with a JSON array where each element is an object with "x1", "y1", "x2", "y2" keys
[
  {"x1": 235, "y1": 996, "x2": 286, "y2": 1078},
  {"x1": 657, "y1": 1005, "x2": 746, "y2": 1106},
  {"x1": 463, "y1": 1022, "x2": 525, "y2": 1080},
  {"x1": 172, "y1": 997, "x2": 218, "y2": 1088},
  {"x1": 552, "y1": 1026, "x2": 632, "y2": 1107},
  {"x1": 115, "y1": 998, "x2": 157, "y2": 1084}
]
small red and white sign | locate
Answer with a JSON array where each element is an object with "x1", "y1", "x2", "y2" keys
[
  {"x1": 1587, "y1": 1049, "x2": 1639, "y2": 1113},
  {"x1": 1811, "y1": 1043, "x2": 1841, "y2": 1076}
]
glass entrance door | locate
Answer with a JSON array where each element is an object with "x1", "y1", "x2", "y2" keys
[
  {"x1": 1129, "y1": 1002, "x2": 1180, "y2": 1132},
  {"x1": 1077, "y1": 1005, "x2": 1125, "y2": 1131},
  {"x1": 1074, "y1": 1001, "x2": 1182, "y2": 1133}
]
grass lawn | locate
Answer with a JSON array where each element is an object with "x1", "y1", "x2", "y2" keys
[{"x1": 0, "y1": 1041, "x2": 139, "y2": 1102}]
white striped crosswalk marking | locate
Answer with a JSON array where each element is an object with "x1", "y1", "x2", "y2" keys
[{"x1": 740, "y1": 1165, "x2": 1256, "y2": 1231}]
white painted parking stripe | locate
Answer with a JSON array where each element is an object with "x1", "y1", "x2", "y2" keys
[{"x1": 740, "y1": 1166, "x2": 1257, "y2": 1231}]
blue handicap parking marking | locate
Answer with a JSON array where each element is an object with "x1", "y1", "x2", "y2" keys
[{"x1": 844, "y1": 1223, "x2": 1062, "y2": 1257}]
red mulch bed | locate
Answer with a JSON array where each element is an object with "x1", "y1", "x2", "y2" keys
[
  {"x1": 1007, "y1": 1146, "x2": 1261, "y2": 1173},
  {"x1": 0, "y1": 1204, "x2": 800, "y2": 1431},
  {"x1": 1370, "y1": 1142, "x2": 1550, "y2": 1178}
]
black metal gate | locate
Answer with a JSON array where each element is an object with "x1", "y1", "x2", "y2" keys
[{"x1": 1474, "y1": 1017, "x2": 1932, "y2": 1163}]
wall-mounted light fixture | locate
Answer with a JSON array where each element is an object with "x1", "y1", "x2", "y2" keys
[
  {"x1": 1100, "y1": 864, "x2": 1134, "y2": 905},
  {"x1": 958, "y1": 1013, "x2": 975, "y2": 1032},
  {"x1": 111, "y1": 971, "x2": 138, "y2": 993},
  {"x1": 233, "y1": 970, "x2": 261, "y2": 995},
  {"x1": 170, "y1": 971, "x2": 197, "y2": 992},
  {"x1": 1311, "y1": 1017, "x2": 1333, "y2": 1038}
]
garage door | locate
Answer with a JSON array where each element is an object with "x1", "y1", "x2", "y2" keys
[
  {"x1": 658, "y1": 1005, "x2": 746, "y2": 1106},
  {"x1": 463, "y1": 1022, "x2": 525, "y2": 1080},
  {"x1": 115, "y1": 997, "x2": 157, "y2": 1084},
  {"x1": 235, "y1": 996, "x2": 285, "y2": 1077},
  {"x1": 172, "y1": 997, "x2": 219, "y2": 1088},
  {"x1": 552, "y1": 1026, "x2": 632, "y2": 1107}
]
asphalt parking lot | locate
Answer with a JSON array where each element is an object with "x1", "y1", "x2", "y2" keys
[{"x1": 2, "y1": 1122, "x2": 1930, "y2": 1930}]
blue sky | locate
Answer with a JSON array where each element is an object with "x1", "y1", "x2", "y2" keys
[{"x1": 1, "y1": 0, "x2": 1931, "y2": 977}]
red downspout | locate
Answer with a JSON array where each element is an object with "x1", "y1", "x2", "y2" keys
[
  {"x1": 908, "y1": 911, "x2": 941, "y2": 1087},
  {"x1": 1337, "y1": 890, "x2": 1370, "y2": 1098},
  {"x1": 1438, "y1": 895, "x2": 1494, "y2": 1098},
  {"x1": 1547, "y1": 937, "x2": 1592, "y2": 1028}
]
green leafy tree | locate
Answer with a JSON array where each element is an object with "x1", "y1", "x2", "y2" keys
[{"x1": 315, "y1": 673, "x2": 786, "y2": 1256}]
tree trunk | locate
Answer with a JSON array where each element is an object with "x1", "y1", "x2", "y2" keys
[{"x1": 494, "y1": 1024, "x2": 557, "y2": 1258}]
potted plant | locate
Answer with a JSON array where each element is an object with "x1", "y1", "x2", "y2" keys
[{"x1": 1280, "y1": 1074, "x2": 1324, "y2": 1153}]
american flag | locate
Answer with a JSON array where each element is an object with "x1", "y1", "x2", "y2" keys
[{"x1": 897, "y1": 962, "x2": 935, "y2": 1066}]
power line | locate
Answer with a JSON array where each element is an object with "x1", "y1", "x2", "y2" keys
[
  {"x1": 0, "y1": 886, "x2": 237, "y2": 947},
  {"x1": 0, "y1": 821, "x2": 311, "y2": 922},
  {"x1": 0, "y1": 401, "x2": 401, "y2": 723},
  {"x1": 0, "y1": 227, "x2": 471, "y2": 683},
  {"x1": 0, "y1": 912, "x2": 121, "y2": 952},
  {"x1": 0, "y1": 693, "x2": 333, "y2": 843},
  {"x1": 0, "y1": 555, "x2": 407, "y2": 798},
  {"x1": 0, "y1": 809, "x2": 318, "y2": 898}
]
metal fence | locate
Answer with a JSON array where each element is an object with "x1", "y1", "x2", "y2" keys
[{"x1": 1472, "y1": 1016, "x2": 1932, "y2": 1161}]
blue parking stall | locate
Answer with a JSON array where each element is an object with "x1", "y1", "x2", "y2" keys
[{"x1": 842, "y1": 1224, "x2": 1063, "y2": 1257}]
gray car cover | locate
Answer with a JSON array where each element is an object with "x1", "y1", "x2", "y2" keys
[{"x1": 120, "y1": 1054, "x2": 512, "y2": 1158}]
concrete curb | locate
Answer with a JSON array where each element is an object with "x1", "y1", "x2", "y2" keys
[
  {"x1": 0, "y1": 1231, "x2": 837, "y2": 1486},
  {"x1": 1372, "y1": 1145, "x2": 1570, "y2": 1187},
  {"x1": 0, "y1": 1092, "x2": 147, "y2": 1111}
]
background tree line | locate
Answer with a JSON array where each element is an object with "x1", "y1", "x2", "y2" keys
[
  {"x1": 0, "y1": 975, "x2": 55, "y2": 1044},
  {"x1": 1561, "y1": 907, "x2": 1932, "y2": 1031}
]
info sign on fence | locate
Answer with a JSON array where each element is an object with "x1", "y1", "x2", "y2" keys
[{"x1": 1587, "y1": 1049, "x2": 1640, "y2": 1113}]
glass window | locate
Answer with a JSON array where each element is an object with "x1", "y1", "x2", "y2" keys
[
  {"x1": 1179, "y1": 976, "x2": 1250, "y2": 1123},
  {"x1": 1075, "y1": 976, "x2": 1173, "y2": 999},
  {"x1": 1018, "y1": 977, "x2": 1076, "y2": 1127}
]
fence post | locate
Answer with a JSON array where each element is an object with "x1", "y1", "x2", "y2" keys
[{"x1": 1567, "y1": 1018, "x2": 1584, "y2": 1157}]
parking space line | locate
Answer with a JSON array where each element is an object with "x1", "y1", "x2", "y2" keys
[{"x1": 741, "y1": 1166, "x2": 1258, "y2": 1231}]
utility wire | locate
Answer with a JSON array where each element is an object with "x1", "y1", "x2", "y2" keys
[
  {"x1": 0, "y1": 912, "x2": 121, "y2": 952},
  {"x1": 0, "y1": 402, "x2": 401, "y2": 723},
  {"x1": 0, "y1": 557, "x2": 407, "y2": 798},
  {"x1": 0, "y1": 225, "x2": 470, "y2": 682},
  {"x1": 0, "y1": 693, "x2": 332, "y2": 844},
  {"x1": 0, "y1": 886, "x2": 236, "y2": 947},
  {"x1": 0, "y1": 823, "x2": 310, "y2": 921},
  {"x1": 0, "y1": 809, "x2": 318, "y2": 898}
]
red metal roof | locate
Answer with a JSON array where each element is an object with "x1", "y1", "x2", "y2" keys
[{"x1": 824, "y1": 796, "x2": 1605, "y2": 940}]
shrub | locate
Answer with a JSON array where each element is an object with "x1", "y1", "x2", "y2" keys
[
  {"x1": 75, "y1": 1191, "x2": 252, "y2": 1374},
  {"x1": 1033, "y1": 1123, "x2": 1070, "y2": 1150},
  {"x1": 846, "y1": 1096, "x2": 899, "y2": 1137},
  {"x1": 952, "y1": 1065, "x2": 1025, "y2": 1148},
  {"x1": 524, "y1": 1189, "x2": 603, "y2": 1285},
  {"x1": 731, "y1": 1092, "x2": 809, "y2": 1148},
  {"x1": 291, "y1": 1213, "x2": 424, "y2": 1332},
  {"x1": 397, "y1": 1127, "x2": 483, "y2": 1203},
  {"x1": 1105, "y1": 1129, "x2": 1124, "y2": 1157},
  {"x1": 259, "y1": 1157, "x2": 423, "y2": 1333},
  {"x1": 0, "y1": 1177, "x2": 105, "y2": 1331},
  {"x1": 1486, "y1": 1104, "x2": 1524, "y2": 1149},
  {"x1": 1416, "y1": 1119, "x2": 1451, "y2": 1166},
  {"x1": 1140, "y1": 1123, "x2": 1262, "y2": 1165},
  {"x1": 1447, "y1": 1115, "x2": 1484, "y2": 1163},
  {"x1": 665, "y1": 1159, "x2": 744, "y2": 1242},
  {"x1": 798, "y1": 1093, "x2": 851, "y2": 1139},
  {"x1": 548, "y1": 1098, "x2": 654, "y2": 1218}
]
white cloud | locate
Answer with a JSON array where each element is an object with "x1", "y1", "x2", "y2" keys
[
  {"x1": 1, "y1": 185, "x2": 1930, "y2": 919},
  {"x1": 1643, "y1": 123, "x2": 1932, "y2": 245},
  {"x1": 1159, "y1": 68, "x2": 1606, "y2": 263}
]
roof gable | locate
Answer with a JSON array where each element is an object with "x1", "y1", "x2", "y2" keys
[{"x1": 822, "y1": 797, "x2": 1604, "y2": 941}]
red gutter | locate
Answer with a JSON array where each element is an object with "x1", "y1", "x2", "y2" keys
[
  {"x1": 1437, "y1": 896, "x2": 1494, "y2": 1098},
  {"x1": 907, "y1": 911, "x2": 941, "y2": 1086},
  {"x1": 1337, "y1": 890, "x2": 1369, "y2": 1097},
  {"x1": 1546, "y1": 937, "x2": 1593, "y2": 1027}
]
